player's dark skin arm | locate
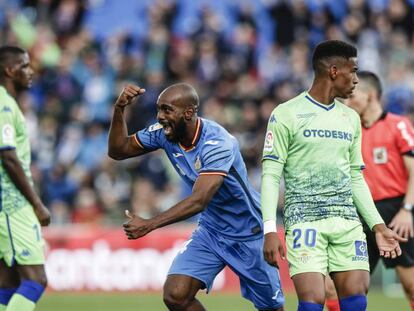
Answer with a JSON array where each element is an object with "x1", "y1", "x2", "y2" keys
[
  {"x1": 124, "y1": 175, "x2": 224, "y2": 239},
  {"x1": 263, "y1": 233, "x2": 285, "y2": 268},
  {"x1": 0, "y1": 149, "x2": 50, "y2": 225},
  {"x1": 108, "y1": 84, "x2": 147, "y2": 160}
]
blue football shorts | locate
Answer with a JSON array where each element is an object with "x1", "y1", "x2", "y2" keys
[{"x1": 168, "y1": 226, "x2": 285, "y2": 310}]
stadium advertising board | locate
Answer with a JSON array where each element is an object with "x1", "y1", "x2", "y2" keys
[{"x1": 43, "y1": 225, "x2": 293, "y2": 292}]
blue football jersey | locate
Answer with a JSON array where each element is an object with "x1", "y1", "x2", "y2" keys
[{"x1": 135, "y1": 118, "x2": 263, "y2": 240}]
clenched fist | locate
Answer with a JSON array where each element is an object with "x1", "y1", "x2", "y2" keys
[{"x1": 115, "y1": 84, "x2": 146, "y2": 108}]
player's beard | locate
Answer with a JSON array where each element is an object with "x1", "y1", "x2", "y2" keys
[{"x1": 168, "y1": 116, "x2": 187, "y2": 143}]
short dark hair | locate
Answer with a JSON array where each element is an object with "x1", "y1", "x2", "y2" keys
[
  {"x1": 312, "y1": 40, "x2": 357, "y2": 73},
  {"x1": 0, "y1": 46, "x2": 26, "y2": 72},
  {"x1": 357, "y1": 70, "x2": 382, "y2": 99}
]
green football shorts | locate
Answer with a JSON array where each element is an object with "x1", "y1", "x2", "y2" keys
[
  {"x1": 285, "y1": 217, "x2": 369, "y2": 277},
  {"x1": 0, "y1": 205, "x2": 45, "y2": 266}
]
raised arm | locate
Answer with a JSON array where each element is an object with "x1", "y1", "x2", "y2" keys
[
  {"x1": 108, "y1": 84, "x2": 147, "y2": 160},
  {"x1": 123, "y1": 174, "x2": 224, "y2": 239}
]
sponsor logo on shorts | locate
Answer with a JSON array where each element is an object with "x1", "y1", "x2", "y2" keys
[{"x1": 352, "y1": 240, "x2": 368, "y2": 262}]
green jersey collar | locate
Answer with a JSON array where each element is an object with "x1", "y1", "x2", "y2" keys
[{"x1": 305, "y1": 93, "x2": 335, "y2": 111}]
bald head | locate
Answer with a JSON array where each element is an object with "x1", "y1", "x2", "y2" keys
[
  {"x1": 156, "y1": 83, "x2": 200, "y2": 143},
  {"x1": 159, "y1": 83, "x2": 199, "y2": 112}
]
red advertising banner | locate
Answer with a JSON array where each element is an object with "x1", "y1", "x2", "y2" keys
[{"x1": 43, "y1": 225, "x2": 294, "y2": 293}]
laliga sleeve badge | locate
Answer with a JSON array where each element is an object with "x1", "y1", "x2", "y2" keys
[
  {"x1": 148, "y1": 123, "x2": 163, "y2": 132},
  {"x1": 2, "y1": 124, "x2": 14, "y2": 145},
  {"x1": 263, "y1": 130, "x2": 274, "y2": 152}
]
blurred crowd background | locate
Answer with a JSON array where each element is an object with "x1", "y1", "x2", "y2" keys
[{"x1": 1, "y1": 0, "x2": 414, "y2": 226}]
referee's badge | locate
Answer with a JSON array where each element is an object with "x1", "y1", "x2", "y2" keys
[{"x1": 373, "y1": 147, "x2": 388, "y2": 164}]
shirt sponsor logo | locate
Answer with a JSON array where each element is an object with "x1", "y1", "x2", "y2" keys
[
  {"x1": 373, "y1": 147, "x2": 387, "y2": 164},
  {"x1": 264, "y1": 130, "x2": 274, "y2": 152},
  {"x1": 352, "y1": 240, "x2": 368, "y2": 262},
  {"x1": 303, "y1": 129, "x2": 353, "y2": 141},
  {"x1": 2, "y1": 124, "x2": 14, "y2": 145}
]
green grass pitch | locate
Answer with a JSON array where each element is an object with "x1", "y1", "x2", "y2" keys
[{"x1": 37, "y1": 290, "x2": 408, "y2": 310}]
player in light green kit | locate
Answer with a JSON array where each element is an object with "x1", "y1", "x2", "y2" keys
[
  {"x1": 260, "y1": 40, "x2": 406, "y2": 311},
  {"x1": 0, "y1": 46, "x2": 50, "y2": 311}
]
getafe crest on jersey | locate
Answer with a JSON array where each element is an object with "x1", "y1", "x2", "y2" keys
[{"x1": 194, "y1": 155, "x2": 201, "y2": 171}]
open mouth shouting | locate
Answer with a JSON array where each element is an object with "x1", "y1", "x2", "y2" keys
[{"x1": 160, "y1": 121, "x2": 173, "y2": 137}]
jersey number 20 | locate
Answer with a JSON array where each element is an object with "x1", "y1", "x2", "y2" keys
[{"x1": 292, "y1": 228, "x2": 317, "y2": 249}]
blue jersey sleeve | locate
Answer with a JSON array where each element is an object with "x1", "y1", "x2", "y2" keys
[
  {"x1": 135, "y1": 123, "x2": 165, "y2": 151},
  {"x1": 199, "y1": 138, "x2": 235, "y2": 176}
]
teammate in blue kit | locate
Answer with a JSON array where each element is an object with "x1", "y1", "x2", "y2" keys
[{"x1": 108, "y1": 83, "x2": 285, "y2": 311}]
